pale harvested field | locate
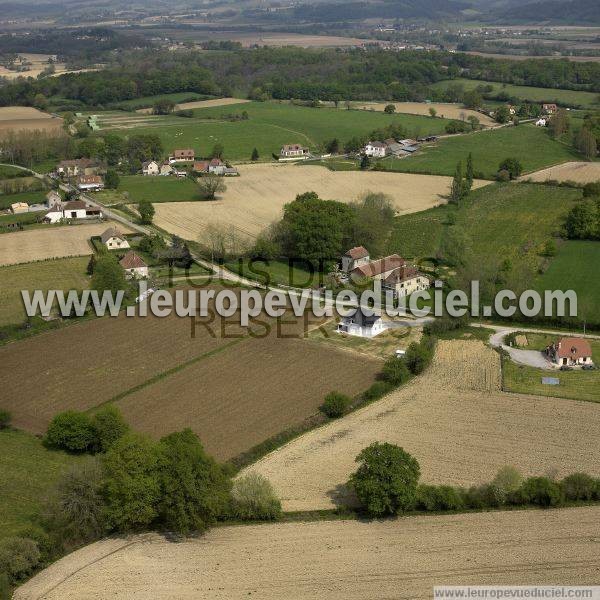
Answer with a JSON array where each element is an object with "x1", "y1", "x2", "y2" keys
[
  {"x1": 249, "y1": 339, "x2": 600, "y2": 511},
  {"x1": 16, "y1": 507, "x2": 600, "y2": 600},
  {"x1": 153, "y1": 164, "x2": 489, "y2": 240},
  {"x1": 523, "y1": 161, "x2": 600, "y2": 184},
  {"x1": 0, "y1": 106, "x2": 63, "y2": 135},
  {"x1": 0, "y1": 222, "x2": 131, "y2": 266},
  {"x1": 136, "y1": 97, "x2": 250, "y2": 114},
  {"x1": 352, "y1": 102, "x2": 496, "y2": 127}
]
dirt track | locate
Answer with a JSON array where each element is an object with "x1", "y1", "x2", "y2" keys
[
  {"x1": 153, "y1": 164, "x2": 489, "y2": 241},
  {"x1": 15, "y1": 507, "x2": 600, "y2": 600},
  {"x1": 523, "y1": 161, "x2": 600, "y2": 184},
  {"x1": 249, "y1": 340, "x2": 600, "y2": 511},
  {"x1": 0, "y1": 222, "x2": 131, "y2": 266}
]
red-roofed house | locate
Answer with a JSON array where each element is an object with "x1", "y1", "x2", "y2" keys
[
  {"x1": 351, "y1": 254, "x2": 407, "y2": 281},
  {"x1": 543, "y1": 103, "x2": 558, "y2": 114},
  {"x1": 280, "y1": 144, "x2": 309, "y2": 159},
  {"x1": 119, "y1": 251, "x2": 148, "y2": 279},
  {"x1": 342, "y1": 246, "x2": 370, "y2": 273},
  {"x1": 546, "y1": 338, "x2": 594, "y2": 367},
  {"x1": 171, "y1": 149, "x2": 195, "y2": 163}
]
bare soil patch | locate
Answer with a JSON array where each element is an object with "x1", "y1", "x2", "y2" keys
[
  {"x1": 153, "y1": 164, "x2": 489, "y2": 241},
  {"x1": 0, "y1": 301, "x2": 381, "y2": 459},
  {"x1": 16, "y1": 507, "x2": 600, "y2": 600},
  {"x1": 352, "y1": 102, "x2": 496, "y2": 127},
  {"x1": 0, "y1": 222, "x2": 131, "y2": 266},
  {"x1": 523, "y1": 161, "x2": 600, "y2": 184},
  {"x1": 249, "y1": 339, "x2": 600, "y2": 511},
  {"x1": 0, "y1": 106, "x2": 63, "y2": 136}
]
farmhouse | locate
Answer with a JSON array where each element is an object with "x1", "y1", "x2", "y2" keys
[
  {"x1": 119, "y1": 250, "x2": 149, "y2": 279},
  {"x1": 349, "y1": 253, "x2": 407, "y2": 281},
  {"x1": 77, "y1": 175, "x2": 104, "y2": 192},
  {"x1": 56, "y1": 158, "x2": 105, "y2": 178},
  {"x1": 45, "y1": 190, "x2": 61, "y2": 207},
  {"x1": 171, "y1": 149, "x2": 195, "y2": 163},
  {"x1": 10, "y1": 202, "x2": 28, "y2": 214},
  {"x1": 364, "y1": 141, "x2": 387, "y2": 158},
  {"x1": 280, "y1": 144, "x2": 309, "y2": 159},
  {"x1": 546, "y1": 338, "x2": 594, "y2": 367},
  {"x1": 44, "y1": 200, "x2": 102, "y2": 223},
  {"x1": 384, "y1": 139, "x2": 408, "y2": 157},
  {"x1": 101, "y1": 227, "x2": 130, "y2": 249},
  {"x1": 142, "y1": 161, "x2": 160, "y2": 176},
  {"x1": 543, "y1": 103, "x2": 558, "y2": 114},
  {"x1": 383, "y1": 264, "x2": 430, "y2": 298},
  {"x1": 337, "y1": 307, "x2": 386, "y2": 338},
  {"x1": 341, "y1": 246, "x2": 371, "y2": 273},
  {"x1": 160, "y1": 162, "x2": 174, "y2": 176}
]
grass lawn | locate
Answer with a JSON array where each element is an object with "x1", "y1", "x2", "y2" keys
[
  {"x1": 0, "y1": 256, "x2": 90, "y2": 326},
  {"x1": 379, "y1": 125, "x2": 581, "y2": 179},
  {"x1": 0, "y1": 429, "x2": 82, "y2": 539},
  {"x1": 98, "y1": 175, "x2": 202, "y2": 204},
  {"x1": 503, "y1": 335, "x2": 600, "y2": 402},
  {"x1": 431, "y1": 78, "x2": 600, "y2": 109},
  {"x1": 535, "y1": 240, "x2": 600, "y2": 327},
  {"x1": 108, "y1": 101, "x2": 454, "y2": 162},
  {"x1": 0, "y1": 166, "x2": 31, "y2": 179},
  {"x1": 388, "y1": 183, "x2": 581, "y2": 269},
  {"x1": 224, "y1": 258, "x2": 318, "y2": 288},
  {"x1": 0, "y1": 190, "x2": 46, "y2": 210}
]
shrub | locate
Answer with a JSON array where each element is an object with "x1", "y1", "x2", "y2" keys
[
  {"x1": 518, "y1": 477, "x2": 563, "y2": 507},
  {"x1": 381, "y1": 356, "x2": 411, "y2": 386},
  {"x1": 231, "y1": 473, "x2": 282, "y2": 520},
  {"x1": 349, "y1": 442, "x2": 420, "y2": 516},
  {"x1": 45, "y1": 457, "x2": 106, "y2": 547},
  {"x1": 416, "y1": 485, "x2": 464, "y2": 511},
  {"x1": 496, "y1": 169, "x2": 511, "y2": 182},
  {"x1": 492, "y1": 466, "x2": 523, "y2": 494},
  {"x1": 362, "y1": 381, "x2": 394, "y2": 402},
  {"x1": 404, "y1": 338, "x2": 435, "y2": 375},
  {"x1": 14, "y1": 525, "x2": 55, "y2": 565},
  {"x1": 45, "y1": 411, "x2": 97, "y2": 453},
  {"x1": 498, "y1": 158, "x2": 523, "y2": 180},
  {"x1": 561, "y1": 472, "x2": 596, "y2": 501},
  {"x1": 102, "y1": 433, "x2": 161, "y2": 532},
  {"x1": 320, "y1": 391, "x2": 352, "y2": 418},
  {"x1": 156, "y1": 429, "x2": 231, "y2": 534},
  {"x1": 0, "y1": 410, "x2": 10, "y2": 430},
  {"x1": 0, "y1": 537, "x2": 40, "y2": 583},
  {"x1": 92, "y1": 405, "x2": 129, "y2": 453}
]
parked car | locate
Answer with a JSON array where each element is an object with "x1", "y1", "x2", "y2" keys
[
  {"x1": 582, "y1": 364, "x2": 596, "y2": 371},
  {"x1": 559, "y1": 365, "x2": 573, "y2": 371}
]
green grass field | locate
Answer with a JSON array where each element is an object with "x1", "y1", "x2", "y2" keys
[
  {"x1": 0, "y1": 429, "x2": 82, "y2": 539},
  {"x1": 388, "y1": 182, "x2": 582, "y2": 295},
  {"x1": 0, "y1": 190, "x2": 46, "y2": 210},
  {"x1": 535, "y1": 240, "x2": 600, "y2": 326},
  {"x1": 224, "y1": 258, "x2": 317, "y2": 288},
  {"x1": 380, "y1": 125, "x2": 580, "y2": 179},
  {"x1": 95, "y1": 175, "x2": 202, "y2": 204},
  {"x1": 0, "y1": 256, "x2": 90, "y2": 326},
  {"x1": 106, "y1": 101, "x2": 454, "y2": 162},
  {"x1": 431, "y1": 78, "x2": 600, "y2": 109},
  {"x1": 503, "y1": 334, "x2": 599, "y2": 403},
  {"x1": 112, "y1": 92, "x2": 209, "y2": 110}
]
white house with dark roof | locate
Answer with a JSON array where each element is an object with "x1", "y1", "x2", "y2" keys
[
  {"x1": 142, "y1": 161, "x2": 160, "y2": 176},
  {"x1": 337, "y1": 307, "x2": 386, "y2": 338},
  {"x1": 101, "y1": 227, "x2": 130, "y2": 250},
  {"x1": 383, "y1": 264, "x2": 430, "y2": 298}
]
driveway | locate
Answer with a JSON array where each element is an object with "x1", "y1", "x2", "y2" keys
[{"x1": 488, "y1": 328, "x2": 554, "y2": 369}]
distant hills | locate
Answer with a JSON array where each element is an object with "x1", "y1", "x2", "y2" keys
[{"x1": 489, "y1": 0, "x2": 600, "y2": 25}]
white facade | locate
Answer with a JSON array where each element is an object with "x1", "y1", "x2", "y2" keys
[
  {"x1": 364, "y1": 142, "x2": 387, "y2": 158},
  {"x1": 142, "y1": 161, "x2": 160, "y2": 176},
  {"x1": 123, "y1": 265, "x2": 149, "y2": 279},
  {"x1": 337, "y1": 315, "x2": 386, "y2": 338},
  {"x1": 105, "y1": 236, "x2": 130, "y2": 250},
  {"x1": 63, "y1": 207, "x2": 87, "y2": 219}
]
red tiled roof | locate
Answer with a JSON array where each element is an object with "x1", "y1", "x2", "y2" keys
[
  {"x1": 174, "y1": 149, "x2": 195, "y2": 158},
  {"x1": 352, "y1": 254, "x2": 406, "y2": 278},
  {"x1": 556, "y1": 337, "x2": 592, "y2": 359},
  {"x1": 345, "y1": 246, "x2": 369, "y2": 260},
  {"x1": 63, "y1": 200, "x2": 87, "y2": 210},
  {"x1": 78, "y1": 175, "x2": 103, "y2": 184},
  {"x1": 119, "y1": 251, "x2": 147, "y2": 270},
  {"x1": 383, "y1": 265, "x2": 419, "y2": 284}
]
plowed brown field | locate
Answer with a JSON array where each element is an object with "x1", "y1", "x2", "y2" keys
[
  {"x1": 249, "y1": 339, "x2": 600, "y2": 511},
  {"x1": 1, "y1": 301, "x2": 381, "y2": 459},
  {"x1": 15, "y1": 507, "x2": 600, "y2": 600}
]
